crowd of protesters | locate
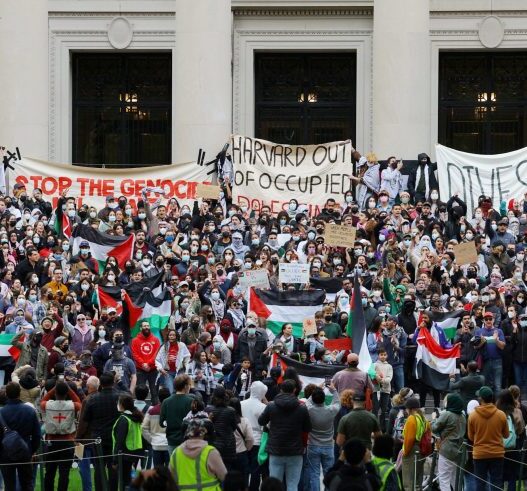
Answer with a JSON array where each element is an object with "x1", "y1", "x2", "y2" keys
[{"x1": 0, "y1": 150, "x2": 526, "y2": 491}]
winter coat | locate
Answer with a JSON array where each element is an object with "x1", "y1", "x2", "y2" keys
[{"x1": 258, "y1": 392, "x2": 312, "y2": 456}]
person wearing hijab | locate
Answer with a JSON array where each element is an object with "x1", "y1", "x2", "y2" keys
[{"x1": 431, "y1": 394, "x2": 466, "y2": 491}]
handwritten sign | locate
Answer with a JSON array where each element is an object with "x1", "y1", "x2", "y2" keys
[
  {"x1": 324, "y1": 224, "x2": 356, "y2": 248},
  {"x1": 303, "y1": 318, "x2": 317, "y2": 337},
  {"x1": 453, "y1": 241, "x2": 478, "y2": 266},
  {"x1": 279, "y1": 263, "x2": 310, "y2": 284},
  {"x1": 238, "y1": 269, "x2": 270, "y2": 290},
  {"x1": 196, "y1": 183, "x2": 221, "y2": 200}
]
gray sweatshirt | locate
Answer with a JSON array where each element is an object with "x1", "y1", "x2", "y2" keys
[{"x1": 306, "y1": 390, "x2": 341, "y2": 447}]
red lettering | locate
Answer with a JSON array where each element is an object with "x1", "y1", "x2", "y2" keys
[
  {"x1": 102, "y1": 180, "x2": 114, "y2": 196},
  {"x1": 77, "y1": 178, "x2": 90, "y2": 195},
  {"x1": 174, "y1": 180, "x2": 188, "y2": 199},
  {"x1": 41, "y1": 177, "x2": 58, "y2": 194},
  {"x1": 29, "y1": 176, "x2": 43, "y2": 190},
  {"x1": 134, "y1": 180, "x2": 146, "y2": 195},
  {"x1": 58, "y1": 177, "x2": 72, "y2": 194},
  {"x1": 120, "y1": 179, "x2": 135, "y2": 197},
  {"x1": 88, "y1": 179, "x2": 103, "y2": 195}
]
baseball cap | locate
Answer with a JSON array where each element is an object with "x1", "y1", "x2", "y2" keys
[
  {"x1": 483, "y1": 311, "x2": 494, "y2": 319},
  {"x1": 80, "y1": 240, "x2": 90, "y2": 247},
  {"x1": 107, "y1": 307, "x2": 117, "y2": 314}
]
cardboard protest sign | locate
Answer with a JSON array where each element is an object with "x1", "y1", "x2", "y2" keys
[
  {"x1": 453, "y1": 241, "x2": 478, "y2": 266},
  {"x1": 303, "y1": 318, "x2": 317, "y2": 337},
  {"x1": 230, "y1": 135, "x2": 354, "y2": 216},
  {"x1": 324, "y1": 224, "x2": 356, "y2": 248},
  {"x1": 279, "y1": 263, "x2": 310, "y2": 284},
  {"x1": 238, "y1": 269, "x2": 270, "y2": 290},
  {"x1": 196, "y1": 183, "x2": 221, "y2": 200}
]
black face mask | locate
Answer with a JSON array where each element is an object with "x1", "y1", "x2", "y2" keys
[
  {"x1": 114, "y1": 335, "x2": 124, "y2": 344},
  {"x1": 191, "y1": 321, "x2": 200, "y2": 329},
  {"x1": 78, "y1": 210, "x2": 88, "y2": 221},
  {"x1": 216, "y1": 269, "x2": 224, "y2": 276},
  {"x1": 507, "y1": 250, "x2": 516, "y2": 258},
  {"x1": 222, "y1": 231, "x2": 230, "y2": 238},
  {"x1": 324, "y1": 315, "x2": 332, "y2": 322},
  {"x1": 156, "y1": 259, "x2": 165, "y2": 267},
  {"x1": 271, "y1": 258, "x2": 279, "y2": 266}
]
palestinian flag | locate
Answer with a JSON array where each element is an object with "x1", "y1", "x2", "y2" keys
[
  {"x1": 422, "y1": 310, "x2": 464, "y2": 341},
  {"x1": 270, "y1": 354, "x2": 343, "y2": 402},
  {"x1": 249, "y1": 288, "x2": 325, "y2": 338},
  {"x1": 0, "y1": 333, "x2": 20, "y2": 369},
  {"x1": 54, "y1": 207, "x2": 72, "y2": 239},
  {"x1": 415, "y1": 326, "x2": 461, "y2": 391},
  {"x1": 309, "y1": 277, "x2": 343, "y2": 302},
  {"x1": 97, "y1": 272, "x2": 171, "y2": 338},
  {"x1": 71, "y1": 224, "x2": 134, "y2": 271},
  {"x1": 348, "y1": 274, "x2": 374, "y2": 374}
]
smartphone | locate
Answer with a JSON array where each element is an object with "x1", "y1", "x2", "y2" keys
[{"x1": 324, "y1": 375, "x2": 332, "y2": 386}]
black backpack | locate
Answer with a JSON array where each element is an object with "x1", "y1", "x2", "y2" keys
[{"x1": 0, "y1": 411, "x2": 31, "y2": 463}]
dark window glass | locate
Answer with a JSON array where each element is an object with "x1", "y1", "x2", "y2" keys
[
  {"x1": 72, "y1": 53, "x2": 172, "y2": 167},
  {"x1": 439, "y1": 52, "x2": 527, "y2": 154},
  {"x1": 255, "y1": 53, "x2": 356, "y2": 145}
]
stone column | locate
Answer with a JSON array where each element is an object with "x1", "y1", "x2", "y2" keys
[
  {"x1": 372, "y1": 0, "x2": 431, "y2": 160},
  {"x1": 0, "y1": 0, "x2": 49, "y2": 160},
  {"x1": 174, "y1": 0, "x2": 232, "y2": 164}
]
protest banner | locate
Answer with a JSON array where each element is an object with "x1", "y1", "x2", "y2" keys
[
  {"x1": 324, "y1": 223, "x2": 356, "y2": 248},
  {"x1": 10, "y1": 158, "x2": 209, "y2": 210},
  {"x1": 303, "y1": 318, "x2": 317, "y2": 338},
  {"x1": 453, "y1": 241, "x2": 478, "y2": 266},
  {"x1": 238, "y1": 269, "x2": 270, "y2": 290},
  {"x1": 436, "y1": 144, "x2": 527, "y2": 213},
  {"x1": 230, "y1": 135, "x2": 354, "y2": 215},
  {"x1": 279, "y1": 263, "x2": 310, "y2": 284},
  {"x1": 196, "y1": 183, "x2": 221, "y2": 200}
]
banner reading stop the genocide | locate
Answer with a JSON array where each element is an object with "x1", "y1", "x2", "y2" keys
[
  {"x1": 10, "y1": 158, "x2": 210, "y2": 209},
  {"x1": 230, "y1": 135, "x2": 355, "y2": 215}
]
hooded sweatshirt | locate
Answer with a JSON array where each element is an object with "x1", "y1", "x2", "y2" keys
[
  {"x1": 468, "y1": 403, "x2": 509, "y2": 459},
  {"x1": 258, "y1": 392, "x2": 312, "y2": 456},
  {"x1": 241, "y1": 381, "x2": 268, "y2": 445}
]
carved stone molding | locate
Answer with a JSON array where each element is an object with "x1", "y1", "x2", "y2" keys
[
  {"x1": 49, "y1": 11, "x2": 175, "y2": 17},
  {"x1": 233, "y1": 8, "x2": 372, "y2": 16}
]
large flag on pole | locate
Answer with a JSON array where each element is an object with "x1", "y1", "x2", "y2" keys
[
  {"x1": 415, "y1": 326, "x2": 461, "y2": 391},
  {"x1": 0, "y1": 333, "x2": 21, "y2": 368},
  {"x1": 249, "y1": 288, "x2": 325, "y2": 338},
  {"x1": 72, "y1": 224, "x2": 135, "y2": 271},
  {"x1": 348, "y1": 274, "x2": 373, "y2": 373}
]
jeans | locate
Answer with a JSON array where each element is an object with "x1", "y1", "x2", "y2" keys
[
  {"x1": 0, "y1": 463, "x2": 33, "y2": 491},
  {"x1": 473, "y1": 458, "x2": 503, "y2": 491},
  {"x1": 306, "y1": 445, "x2": 334, "y2": 491},
  {"x1": 269, "y1": 454, "x2": 303, "y2": 491},
  {"x1": 137, "y1": 369, "x2": 159, "y2": 404},
  {"x1": 79, "y1": 445, "x2": 94, "y2": 491},
  {"x1": 482, "y1": 358, "x2": 503, "y2": 395},
  {"x1": 514, "y1": 362, "x2": 527, "y2": 396},
  {"x1": 152, "y1": 449, "x2": 170, "y2": 467},
  {"x1": 160, "y1": 371, "x2": 177, "y2": 394},
  {"x1": 234, "y1": 451, "x2": 250, "y2": 488},
  {"x1": 392, "y1": 365, "x2": 405, "y2": 394},
  {"x1": 44, "y1": 440, "x2": 74, "y2": 491},
  {"x1": 372, "y1": 392, "x2": 390, "y2": 432}
]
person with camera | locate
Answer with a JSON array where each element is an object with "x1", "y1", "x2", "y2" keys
[
  {"x1": 453, "y1": 312, "x2": 476, "y2": 375},
  {"x1": 40, "y1": 379, "x2": 82, "y2": 491},
  {"x1": 103, "y1": 341, "x2": 137, "y2": 394}
]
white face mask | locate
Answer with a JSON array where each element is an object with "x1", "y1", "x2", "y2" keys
[
  {"x1": 107, "y1": 274, "x2": 116, "y2": 281},
  {"x1": 89, "y1": 211, "x2": 97, "y2": 218},
  {"x1": 431, "y1": 193, "x2": 439, "y2": 200}
]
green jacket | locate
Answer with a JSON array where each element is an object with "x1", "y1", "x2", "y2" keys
[
  {"x1": 431, "y1": 410, "x2": 466, "y2": 461},
  {"x1": 12, "y1": 331, "x2": 48, "y2": 382}
]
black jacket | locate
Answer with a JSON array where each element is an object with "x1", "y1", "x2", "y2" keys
[
  {"x1": 324, "y1": 461, "x2": 381, "y2": 491},
  {"x1": 235, "y1": 331, "x2": 267, "y2": 371},
  {"x1": 512, "y1": 327, "x2": 527, "y2": 363},
  {"x1": 209, "y1": 406, "x2": 237, "y2": 463},
  {"x1": 407, "y1": 154, "x2": 438, "y2": 199},
  {"x1": 449, "y1": 373, "x2": 485, "y2": 408},
  {"x1": 258, "y1": 393, "x2": 311, "y2": 456}
]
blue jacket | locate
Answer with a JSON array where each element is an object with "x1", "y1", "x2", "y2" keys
[{"x1": 0, "y1": 400, "x2": 41, "y2": 454}]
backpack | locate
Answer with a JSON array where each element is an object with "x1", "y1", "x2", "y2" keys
[
  {"x1": 0, "y1": 411, "x2": 31, "y2": 463},
  {"x1": 392, "y1": 409, "x2": 406, "y2": 442},
  {"x1": 43, "y1": 400, "x2": 77, "y2": 435},
  {"x1": 416, "y1": 415, "x2": 433, "y2": 457},
  {"x1": 504, "y1": 415, "x2": 517, "y2": 450}
]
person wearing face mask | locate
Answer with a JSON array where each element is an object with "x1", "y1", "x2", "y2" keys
[
  {"x1": 62, "y1": 310, "x2": 93, "y2": 356},
  {"x1": 511, "y1": 314, "x2": 527, "y2": 397},
  {"x1": 406, "y1": 153, "x2": 438, "y2": 202},
  {"x1": 4, "y1": 307, "x2": 34, "y2": 334},
  {"x1": 229, "y1": 231, "x2": 249, "y2": 260},
  {"x1": 181, "y1": 315, "x2": 202, "y2": 346},
  {"x1": 212, "y1": 335, "x2": 231, "y2": 365},
  {"x1": 47, "y1": 336, "x2": 70, "y2": 377},
  {"x1": 131, "y1": 321, "x2": 161, "y2": 404},
  {"x1": 501, "y1": 305, "x2": 520, "y2": 388},
  {"x1": 92, "y1": 329, "x2": 133, "y2": 373},
  {"x1": 379, "y1": 157, "x2": 403, "y2": 206},
  {"x1": 235, "y1": 322, "x2": 267, "y2": 377},
  {"x1": 11, "y1": 328, "x2": 49, "y2": 384},
  {"x1": 349, "y1": 154, "x2": 381, "y2": 210},
  {"x1": 321, "y1": 307, "x2": 342, "y2": 340}
]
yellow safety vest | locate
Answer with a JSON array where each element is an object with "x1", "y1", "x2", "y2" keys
[
  {"x1": 112, "y1": 414, "x2": 142, "y2": 452},
  {"x1": 372, "y1": 456, "x2": 402, "y2": 491},
  {"x1": 170, "y1": 444, "x2": 221, "y2": 491}
]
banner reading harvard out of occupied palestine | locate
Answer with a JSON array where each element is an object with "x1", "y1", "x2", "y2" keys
[
  {"x1": 230, "y1": 135, "x2": 354, "y2": 216},
  {"x1": 436, "y1": 144, "x2": 527, "y2": 213},
  {"x1": 11, "y1": 158, "x2": 210, "y2": 209}
]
